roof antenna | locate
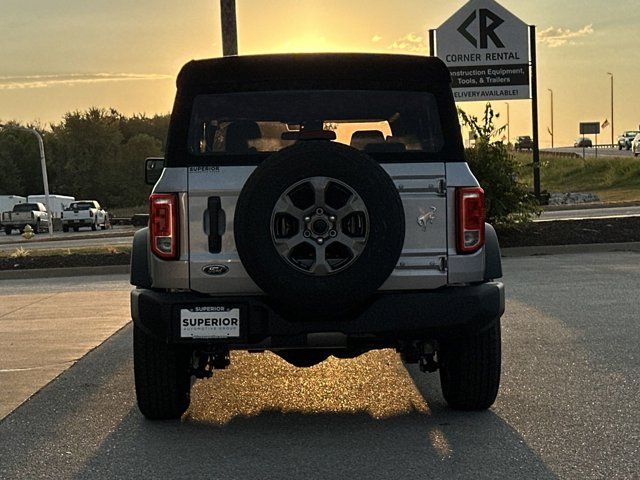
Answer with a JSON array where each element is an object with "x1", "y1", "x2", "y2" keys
[{"x1": 220, "y1": 0, "x2": 238, "y2": 56}]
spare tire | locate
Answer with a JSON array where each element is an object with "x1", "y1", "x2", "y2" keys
[{"x1": 234, "y1": 141, "x2": 404, "y2": 316}]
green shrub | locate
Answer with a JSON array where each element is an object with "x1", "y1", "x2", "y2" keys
[{"x1": 459, "y1": 103, "x2": 540, "y2": 226}]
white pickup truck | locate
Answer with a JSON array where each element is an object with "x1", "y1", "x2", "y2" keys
[
  {"x1": 61, "y1": 201, "x2": 109, "y2": 232},
  {"x1": 2, "y1": 203, "x2": 50, "y2": 235}
]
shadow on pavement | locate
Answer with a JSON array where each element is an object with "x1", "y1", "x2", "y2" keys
[{"x1": 0, "y1": 326, "x2": 556, "y2": 480}]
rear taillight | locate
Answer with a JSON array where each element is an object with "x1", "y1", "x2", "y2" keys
[
  {"x1": 89, "y1": 210, "x2": 94, "y2": 217},
  {"x1": 150, "y1": 193, "x2": 179, "y2": 260},
  {"x1": 457, "y1": 187, "x2": 485, "y2": 254}
]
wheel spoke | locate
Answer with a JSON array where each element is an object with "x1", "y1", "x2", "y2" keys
[
  {"x1": 311, "y1": 245, "x2": 331, "y2": 275},
  {"x1": 273, "y1": 233, "x2": 307, "y2": 257},
  {"x1": 332, "y1": 232, "x2": 367, "y2": 256},
  {"x1": 273, "y1": 194, "x2": 305, "y2": 218},
  {"x1": 308, "y1": 177, "x2": 330, "y2": 208},
  {"x1": 336, "y1": 194, "x2": 367, "y2": 218}
]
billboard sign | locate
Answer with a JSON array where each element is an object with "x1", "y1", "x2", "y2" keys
[{"x1": 435, "y1": 0, "x2": 530, "y2": 102}]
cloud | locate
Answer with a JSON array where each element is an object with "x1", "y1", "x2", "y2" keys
[
  {"x1": 388, "y1": 32, "x2": 427, "y2": 53},
  {"x1": 371, "y1": 35, "x2": 382, "y2": 43},
  {"x1": 538, "y1": 24, "x2": 594, "y2": 48},
  {"x1": 0, "y1": 73, "x2": 172, "y2": 90}
]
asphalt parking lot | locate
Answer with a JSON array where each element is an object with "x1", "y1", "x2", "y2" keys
[{"x1": 0, "y1": 252, "x2": 638, "y2": 479}]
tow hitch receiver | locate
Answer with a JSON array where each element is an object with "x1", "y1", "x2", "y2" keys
[{"x1": 191, "y1": 349, "x2": 230, "y2": 379}]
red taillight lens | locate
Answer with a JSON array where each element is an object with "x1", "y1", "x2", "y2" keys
[
  {"x1": 457, "y1": 187, "x2": 485, "y2": 254},
  {"x1": 150, "y1": 193, "x2": 179, "y2": 259}
]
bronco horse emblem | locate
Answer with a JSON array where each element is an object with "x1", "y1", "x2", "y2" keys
[{"x1": 417, "y1": 207, "x2": 437, "y2": 231}]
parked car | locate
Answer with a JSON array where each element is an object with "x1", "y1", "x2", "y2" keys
[
  {"x1": 0, "y1": 195, "x2": 26, "y2": 229},
  {"x1": 130, "y1": 53, "x2": 505, "y2": 420},
  {"x1": 632, "y1": 134, "x2": 640, "y2": 157},
  {"x1": 2, "y1": 202, "x2": 50, "y2": 235},
  {"x1": 27, "y1": 194, "x2": 75, "y2": 219},
  {"x1": 617, "y1": 131, "x2": 640, "y2": 150},
  {"x1": 514, "y1": 135, "x2": 533, "y2": 151},
  {"x1": 61, "y1": 200, "x2": 109, "y2": 232},
  {"x1": 575, "y1": 137, "x2": 593, "y2": 148}
]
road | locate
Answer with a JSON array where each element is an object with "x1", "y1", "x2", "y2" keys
[
  {"x1": 539, "y1": 205, "x2": 640, "y2": 221},
  {"x1": 543, "y1": 146, "x2": 636, "y2": 159},
  {"x1": 1, "y1": 253, "x2": 639, "y2": 479}
]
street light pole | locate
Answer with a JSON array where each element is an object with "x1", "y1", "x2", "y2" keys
[
  {"x1": 607, "y1": 72, "x2": 614, "y2": 146},
  {"x1": 504, "y1": 102, "x2": 510, "y2": 144},
  {"x1": 548, "y1": 88, "x2": 554, "y2": 148},
  {"x1": 0, "y1": 124, "x2": 54, "y2": 238}
]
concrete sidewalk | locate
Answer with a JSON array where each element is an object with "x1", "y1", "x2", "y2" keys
[{"x1": 0, "y1": 285, "x2": 130, "y2": 419}]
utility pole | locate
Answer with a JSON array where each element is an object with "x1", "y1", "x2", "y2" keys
[
  {"x1": 220, "y1": 0, "x2": 238, "y2": 56},
  {"x1": 504, "y1": 102, "x2": 510, "y2": 144},
  {"x1": 607, "y1": 72, "x2": 614, "y2": 146},
  {"x1": 548, "y1": 88, "x2": 554, "y2": 148}
]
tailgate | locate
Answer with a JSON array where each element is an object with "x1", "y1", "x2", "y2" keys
[{"x1": 187, "y1": 163, "x2": 448, "y2": 294}]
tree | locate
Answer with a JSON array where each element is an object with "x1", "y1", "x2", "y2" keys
[
  {"x1": 0, "y1": 124, "x2": 42, "y2": 196},
  {"x1": 459, "y1": 103, "x2": 540, "y2": 225},
  {"x1": 117, "y1": 134, "x2": 163, "y2": 206}
]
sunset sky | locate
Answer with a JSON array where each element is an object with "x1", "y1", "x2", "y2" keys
[{"x1": 1, "y1": 0, "x2": 638, "y2": 147}]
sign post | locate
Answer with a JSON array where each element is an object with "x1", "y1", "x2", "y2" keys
[
  {"x1": 431, "y1": 0, "x2": 540, "y2": 196},
  {"x1": 530, "y1": 25, "x2": 540, "y2": 197},
  {"x1": 580, "y1": 122, "x2": 601, "y2": 159}
]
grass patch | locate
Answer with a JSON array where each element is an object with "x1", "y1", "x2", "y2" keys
[
  {"x1": 514, "y1": 152, "x2": 640, "y2": 202},
  {"x1": 0, "y1": 245, "x2": 131, "y2": 259}
]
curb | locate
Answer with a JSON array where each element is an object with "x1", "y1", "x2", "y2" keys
[
  {"x1": 0, "y1": 264, "x2": 130, "y2": 280},
  {"x1": 502, "y1": 242, "x2": 640, "y2": 257}
]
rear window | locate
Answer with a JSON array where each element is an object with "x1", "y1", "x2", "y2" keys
[
  {"x1": 188, "y1": 90, "x2": 444, "y2": 157},
  {"x1": 13, "y1": 203, "x2": 39, "y2": 212},
  {"x1": 68, "y1": 202, "x2": 93, "y2": 210}
]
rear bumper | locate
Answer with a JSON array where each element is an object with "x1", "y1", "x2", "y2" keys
[
  {"x1": 131, "y1": 282, "x2": 505, "y2": 349},
  {"x1": 62, "y1": 219, "x2": 92, "y2": 226}
]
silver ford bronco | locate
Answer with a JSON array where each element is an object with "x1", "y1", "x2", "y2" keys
[{"x1": 131, "y1": 53, "x2": 505, "y2": 420}]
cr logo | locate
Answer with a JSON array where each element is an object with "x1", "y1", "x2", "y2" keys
[{"x1": 458, "y1": 8, "x2": 505, "y2": 49}]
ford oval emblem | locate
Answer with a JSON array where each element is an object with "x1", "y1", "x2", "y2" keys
[{"x1": 202, "y1": 265, "x2": 229, "y2": 276}]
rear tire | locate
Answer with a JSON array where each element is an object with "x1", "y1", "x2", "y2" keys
[
  {"x1": 438, "y1": 319, "x2": 501, "y2": 411},
  {"x1": 133, "y1": 324, "x2": 192, "y2": 420},
  {"x1": 73, "y1": 226, "x2": 79, "y2": 232},
  {"x1": 4, "y1": 227, "x2": 11, "y2": 235},
  {"x1": 62, "y1": 225, "x2": 69, "y2": 233},
  {"x1": 91, "y1": 222, "x2": 97, "y2": 231}
]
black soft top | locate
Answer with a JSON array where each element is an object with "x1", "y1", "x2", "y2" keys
[
  {"x1": 177, "y1": 53, "x2": 451, "y2": 91},
  {"x1": 165, "y1": 53, "x2": 463, "y2": 166}
]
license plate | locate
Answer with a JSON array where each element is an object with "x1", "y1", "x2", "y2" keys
[{"x1": 180, "y1": 307, "x2": 240, "y2": 338}]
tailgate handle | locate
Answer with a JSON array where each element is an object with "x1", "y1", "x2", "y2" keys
[{"x1": 206, "y1": 197, "x2": 224, "y2": 253}]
